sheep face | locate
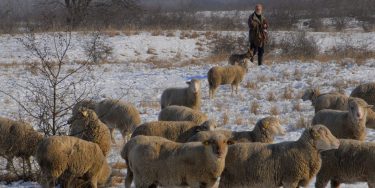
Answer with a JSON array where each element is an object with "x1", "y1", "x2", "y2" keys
[
  {"x1": 202, "y1": 134, "x2": 232, "y2": 159},
  {"x1": 268, "y1": 120, "x2": 286, "y2": 136},
  {"x1": 187, "y1": 79, "x2": 201, "y2": 95},
  {"x1": 311, "y1": 125, "x2": 340, "y2": 152},
  {"x1": 348, "y1": 98, "x2": 373, "y2": 124},
  {"x1": 68, "y1": 108, "x2": 98, "y2": 124},
  {"x1": 302, "y1": 89, "x2": 315, "y2": 101},
  {"x1": 197, "y1": 120, "x2": 217, "y2": 132}
]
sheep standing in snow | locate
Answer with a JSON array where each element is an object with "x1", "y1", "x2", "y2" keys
[
  {"x1": 160, "y1": 79, "x2": 202, "y2": 111},
  {"x1": 132, "y1": 120, "x2": 217, "y2": 142},
  {"x1": 69, "y1": 108, "x2": 111, "y2": 156},
  {"x1": 316, "y1": 139, "x2": 375, "y2": 188},
  {"x1": 312, "y1": 97, "x2": 372, "y2": 141},
  {"x1": 302, "y1": 88, "x2": 348, "y2": 113},
  {"x1": 219, "y1": 125, "x2": 340, "y2": 188},
  {"x1": 121, "y1": 134, "x2": 232, "y2": 188},
  {"x1": 0, "y1": 117, "x2": 43, "y2": 173},
  {"x1": 188, "y1": 116, "x2": 285, "y2": 143},
  {"x1": 158, "y1": 105, "x2": 208, "y2": 124},
  {"x1": 95, "y1": 99, "x2": 141, "y2": 143},
  {"x1": 36, "y1": 136, "x2": 110, "y2": 188},
  {"x1": 208, "y1": 61, "x2": 248, "y2": 99}
]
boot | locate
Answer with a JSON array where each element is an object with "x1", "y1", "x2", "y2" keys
[{"x1": 258, "y1": 55, "x2": 263, "y2": 66}]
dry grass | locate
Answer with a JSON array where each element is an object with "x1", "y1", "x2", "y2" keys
[
  {"x1": 202, "y1": 54, "x2": 228, "y2": 64},
  {"x1": 283, "y1": 86, "x2": 294, "y2": 100},
  {"x1": 151, "y1": 29, "x2": 162, "y2": 36},
  {"x1": 104, "y1": 30, "x2": 121, "y2": 37},
  {"x1": 294, "y1": 69, "x2": 302, "y2": 81},
  {"x1": 270, "y1": 105, "x2": 280, "y2": 116},
  {"x1": 295, "y1": 116, "x2": 310, "y2": 129},
  {"x1": 190, "y1": 31, "x2": 200, "y2": 39},
  {"x1": 267, "y1": 91, "x2": 277, "y2": 101},
  {"x1": 293, "y1": 101, "x2": 302, "y2": 111},
  {"x1": 222, "y1": 112, "x2": 229, "y2": 126},
  {"x1": 111, "y1": 162, "x2": 127, "y2": 170},
  {"x1": 244, "y1": 81, "x2": 257, "y2": 90},
  {"x1": 235, "y1": 116, "x2": 243, "y2": 125},
  {"x1": 166, "y1": 31, "x2": 175, "y2": 37},
  {"x1": 250, "y1": 101, "x2": 260, "y2": 115},
  {"x1": 257, "y1": 75, "x2": 268, "y2": 82}
]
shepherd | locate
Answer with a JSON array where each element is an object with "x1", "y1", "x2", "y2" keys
[{"x1": 248, "y1": 4, "x2": 268, "y2": 66}]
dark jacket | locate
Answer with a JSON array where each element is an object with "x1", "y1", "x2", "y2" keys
[{"x1": 248, "y1": 12, "x2": 268, "y2": 47}]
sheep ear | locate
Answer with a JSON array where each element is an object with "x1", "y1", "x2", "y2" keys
[
  {"x1": 81, "y1": 110, "x2": 88, "y2": 117},
  {"x1": 263, "y1": 122, "x2": 269, "y2": 129},
  {"x1": 202, "y1": 140, "x2": 210, "y2": 145},
  {"x1": 310, "y1": 128, "x2": 320, "y2": 139}
]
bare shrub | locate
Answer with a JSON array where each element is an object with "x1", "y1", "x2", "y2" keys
[
  {"x1": 294, "y1": 69, "x2": 302, "y2": 81},
  {"x1": 84, "y1": 32, "x2": 113, "y2": 64},
  {"x1": 293, "y1": 101, "x2": 302, "y2": 111},
  {"x1": 295, "y1": 115, "x2": 310, "y2": 129},
  {"x1": 283, "y1": 86, "x2": 294, "y2": 99},
  {"x1": 222, "y1": 112, "x2": 229, "y2": 126},
  {"x1": 244, "y1": 81, "x2": 257, "y2": 90},
  {"x1": 280, "y1": 31, "x2": 319, "y2": 58},
  {"x1": 235, "y1": 116, "x2": 243, "y2": 125},
  {"x1": 211, "y1": 33, "x2": 247, "y2": 55}
]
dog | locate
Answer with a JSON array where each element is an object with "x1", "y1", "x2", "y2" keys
[{"x1": 228, "y1": 48, "x2": 254, "y2": 65}]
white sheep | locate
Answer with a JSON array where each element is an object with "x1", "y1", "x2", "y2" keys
[
  {"x1": 131, "y1": 120, "x2": 217, "y2": 142},
  {"x1": 312, "y1": 97, "x2": 373, "y2": 141},
  {"x1": 158, "y1": 105, "x2": 208, "y2": 124},
  {"x1": 219, "y1": 125, "x2": 340, "y2": 188},
  {"x1": 208, "y1": 61, "x2": 248, "y2": 99},
  {"x1": 69, "y1": 108, "x2": 111, "y2": 156},
  {"x1": 36, "y1": 136, "x2": 110, "y2": 188},
  {"x1": 0, "y1": 117, "x2": 43, "y2": 173},
  {"x1": 316, "y1": 139, "x2": 375, "y2": 188},
  {"x1": 161, "y1": 79, "x2": 202, "y2": 111},
  {"x1": 95, "y1": 99, "x2": 141, "y2": 143},
  {"x1": 188, "y1": 116, "x2": 285, "y2": 143},
  {"x1": 121, "y1": 134, "x2": 233, "y2": 188}
]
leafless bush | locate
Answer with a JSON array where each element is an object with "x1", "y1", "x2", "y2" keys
[
  {"x1": 84, "y1": 32, "x2": 113, "y2": 63},
  {"x1": 250, "y1": 101, "x2": 260, "y2": 115},
  {"x1": 0, "y1": 30, "x2": 99, "y2": 136},
  {"x1": 211, "y1": 33, "x2": 248, "y2": 55},
  {"x1": 270, "y1": 105, "x2": 280, "y2": 116},
  {"x1": 280, "y1": 31, "x2": 319, "y2": 58}
]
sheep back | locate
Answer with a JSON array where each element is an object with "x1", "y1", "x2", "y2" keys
[
  {"x1": 316, "y1": 139, "x2": 375, "y2": 188},
  {"x1": 95, "y1": 99, "x2": 141, "y2": 135},
  {"x1": 351, "y1": 83, "x2": 375, "y2": 107},
  {"x1": 158, "y1": 105, "x2": 208, "y2": 124}
]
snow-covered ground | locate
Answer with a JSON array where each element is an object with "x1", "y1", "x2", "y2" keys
[{"x1": 0, "y1": 31, "x2": 375, "y2": 187}]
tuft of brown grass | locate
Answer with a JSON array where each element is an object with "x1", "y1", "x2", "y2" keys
[
  {"x1": 104, "y1": 30, "x2": 121, "y2": 37},
  {"x1": 250, "y1": 101, "x2": 260, "y2": 115},
  {"x1": 270, "y1": 105, "x2": 280, "y2": 116},
  {"x1": 151, "y1": 30, "x2": 162, "y2": 36},
  {"x1": 166, "y1": 31, "x2": 175, "y2": 37},
  {"x1": 222, "y1": 112, "x2": 229, "y2": 126},
  {"x1": 293, "y1": 101, "x2": 302, "y2": 111},
  {"x1": 283, "y1": 86, "x2": 294, "y2": 100},
  {"x1": 294, "y1": 69, "x2": 302, "y2": 81},
  {"x1": 295, "y1": 116, "x2": 310, "y2": 129},
  {"x1": 190, "y1": 32, "x2": 199, "y2": 39},
  {"x1": 267, "y1": 91, "x2": 277, "y2": 101},
  {"x1": 244, "y1": 81, "x2": 257, "y2": 90},
  {"x1": 111, "y1": 162, "x2": 127, "y2": 170},
  {"x1": 235, "y1": 116, "x2": 243, "y2": 125},
  {"x1": 257, "y1": 75, "x2": 268, "y2": 82}
]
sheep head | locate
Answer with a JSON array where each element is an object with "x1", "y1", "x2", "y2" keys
[
  {"x1": 197, "y1": 120, "x2": 217, "y2": 132},
  {"x1": 309, "y1": 125, "x2": 340, "y2": 152},
  {"x1": 202, "y1": 134, "x2": 233, "y2": 159},
  {"x1": 348, "y1": 97, "x2": 373, "y2": 125},
  {"x1": 187, "y1": 79, "x2": 201, "y2": 95},
  {"x1": 258, "y1": 116, "x2": 285, "y2": 137},
  {"x1": 302, "y1": 88, "x2": 320, "y2": 102}
]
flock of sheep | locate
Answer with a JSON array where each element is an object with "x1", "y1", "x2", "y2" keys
[{"x1": 2, "y1": 59, "x2": 375, "y2": 188}]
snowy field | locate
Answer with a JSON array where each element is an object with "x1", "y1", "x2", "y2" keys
[{"x1": 1, "y1": 30, "x2": 375, "y2": 187}]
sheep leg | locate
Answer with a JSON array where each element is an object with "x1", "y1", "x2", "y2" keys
[
  {"x1": 314, "y1": 177, "x2": 330, "y2": 188},
  {"x1": 330, "y1": 180, "x2": 340, "y2": 188},
  {"x1": 235, "y1": 84, "x2": 239, "y2": 94},
  {"x1": 231, "y1": 85, "x2": 234, "y2": 96},
  {"x1": 89, "y1": 178, "x2": 98, "y2": 188},
  {"x1": 125, "y1": 167, "x2": 134, "y2": 188}
]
